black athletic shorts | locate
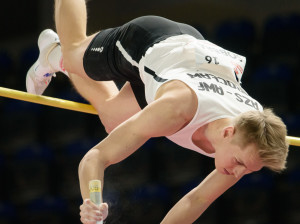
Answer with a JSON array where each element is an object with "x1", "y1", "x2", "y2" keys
[{"x1": 83, "y1": 15, "x2": 204, "y2": 108}]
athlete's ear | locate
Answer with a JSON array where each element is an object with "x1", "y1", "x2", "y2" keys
[{"x1": 222, "y1": 126, "x2": 235, "y2": 138}]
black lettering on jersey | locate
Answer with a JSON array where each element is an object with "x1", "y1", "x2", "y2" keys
[
  {"x1": 218, "y1": 49, "x2": 229, "y2": 57},
  {"x1": 201, "y1": 73, "x2": 211, "y2": 79},
  {"x1": 187, "y1": 73, "x2": 211, "y2": 79},
  {"x1": 234, "y1": 93, "x2": 259, "y2": 110},
  {"x1": 214, "y1": 85, "x2": 224, "y2": 95},
  {"x1": 198, "y1": 82, "x2": 224, "y2": 95},
  {"x1": 227, "y1": 51, "x2": 237, "y2": 59},
  {"x1": 216, "y1": 76, "x2": 227, "y2": 85},
  {"x1": 226, "y1": 80, "x2": 248, "y2": 94},
  {"x1": 198, "y1": 82, "x2": 205, "y2": 91},
  {"x1": 187, "y1": 73, "x2": 202, "y2": 79},
  {"x1": 235, "y1": 92, "x2": 243, "y2": 102},
  {"x1": 251, "y1": 101, "x2": 259, "y2": 110},
  {"x1": 203, "y1": 82, "x2": 215, "y2": 92},
  {"x1": 205, "y1": 56, "x2": 220, "y2": 65},
  {"x1": 210, "y1": 74, "x2": 224, "y2": 84},
  {"x1": 187, "y1": 73, "x2": 246, "y2": 94},
  {"x1": 187, "y1": 73, "x2": 195, "y2": 78}
]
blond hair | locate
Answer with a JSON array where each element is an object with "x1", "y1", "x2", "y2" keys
[{"x1": 233, "y1": 108, "x2": 289, "y2": 172}]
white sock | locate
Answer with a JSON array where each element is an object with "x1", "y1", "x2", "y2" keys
[{"x1": 47, "y1": 44, "x2": 69, "y2": 77}]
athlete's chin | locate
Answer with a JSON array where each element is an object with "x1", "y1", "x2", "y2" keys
[{"x1": 215, "y1": 166, "x2": 225, "y2": 175}]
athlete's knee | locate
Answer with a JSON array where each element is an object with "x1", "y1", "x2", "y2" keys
[
  {"x1": 61, "y1": 37, "x2": 92, "y2": 74},
  {"x1": 60, "y1": 47, "x2": 75, "y2": 72},
  {"x1": 61, "y1": 46, "x2": 86, "y2": 74},
  {"x1": 61, "y1": 56, "x2": 73, "y2": 74}
]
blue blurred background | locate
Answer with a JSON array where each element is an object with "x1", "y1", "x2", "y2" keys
[{"x1": 1, "y1": 0, "x2": 300, "y2": 223}]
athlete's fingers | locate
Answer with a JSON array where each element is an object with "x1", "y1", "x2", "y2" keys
[
  {"x1": 99, "y1": 203, "x2": 109, "y2": 220},
  {"x1": 80, "y1": 199, "x2": 103, "y2": 224},
  {"x1": 80, "y1": 216, "x2": 103, "y2": 224},
  {"x1": 80, "y1": 199, "x2": 100, "y2": 212}
]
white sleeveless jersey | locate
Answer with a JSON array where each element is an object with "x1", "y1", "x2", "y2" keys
[{"x1": 138, "y1": 35, "x2": 263, "y2": 157}]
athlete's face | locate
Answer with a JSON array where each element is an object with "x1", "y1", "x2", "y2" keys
[{"x1": 214, "y1": 128, "x2": 264, "y2": 179}]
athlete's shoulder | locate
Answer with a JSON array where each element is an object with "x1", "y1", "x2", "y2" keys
[{"x1": 155, "y1": 80, "x2": 198, "y2": 121}]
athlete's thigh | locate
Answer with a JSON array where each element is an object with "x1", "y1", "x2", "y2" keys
[
  {"x1": 99, "y1": 82, "x2": 141, "y2": 133},
  {"x1": 62, "y1": 33, "x2": 97, "y2": 79}
]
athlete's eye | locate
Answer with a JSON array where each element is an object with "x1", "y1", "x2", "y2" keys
[{"x1": 235, "y1": 157, "x2": 243, "y2": 165}]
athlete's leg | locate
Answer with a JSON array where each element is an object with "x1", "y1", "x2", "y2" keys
[
  {"x1": 54, "y1": 0, "x2": 94, "y2": 78},
  {"x1": 69, "y1": 73, "x2": 141, "y2": 133},
  {"x1": 54, "y1": 0, "x2": 141, "y2": 132}
]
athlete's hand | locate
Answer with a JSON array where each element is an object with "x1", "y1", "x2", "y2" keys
[{"x1": 80, "y1": 199, "x2": 108, "y2": 224}]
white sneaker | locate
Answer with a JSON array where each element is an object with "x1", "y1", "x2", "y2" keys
[{"x1": 26, "y1": 29, "x2": 60, "y2": 95}]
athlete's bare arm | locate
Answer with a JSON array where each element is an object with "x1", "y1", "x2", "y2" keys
[
  {"x1": 161, "y1": 169, "x2": 241, "y2": 224},
  {"x1": 78, "y1": 80, "x2": 197, "y2": 199}
]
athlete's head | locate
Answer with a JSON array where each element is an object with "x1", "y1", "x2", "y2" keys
[
  {"x1": 214, "y1": 108, "x2": 289, "y2": 178},
  {"x1": 233, "y1": 108, "x2": 289, "y2": 171}
]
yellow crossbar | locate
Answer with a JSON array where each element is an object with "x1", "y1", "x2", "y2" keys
[{"x1": 0, "y1": 87, "x2": 98, "y2": 115}]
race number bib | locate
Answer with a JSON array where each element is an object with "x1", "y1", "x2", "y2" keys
[{"x1": 193, "y1": 40, "x2": 246, "y2": 83}]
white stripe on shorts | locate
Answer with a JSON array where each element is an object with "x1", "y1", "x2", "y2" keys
[{"x1": 116, "y1": 41, "x2": 139, "y2": 67}]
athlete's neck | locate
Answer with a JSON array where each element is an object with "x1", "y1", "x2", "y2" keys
[
  {"x1": 192, "y1": 118, "x2": 233, "y2": 154},
  {"x1": 192, "y1": 124, "x2": 214, "y2": 154}
]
